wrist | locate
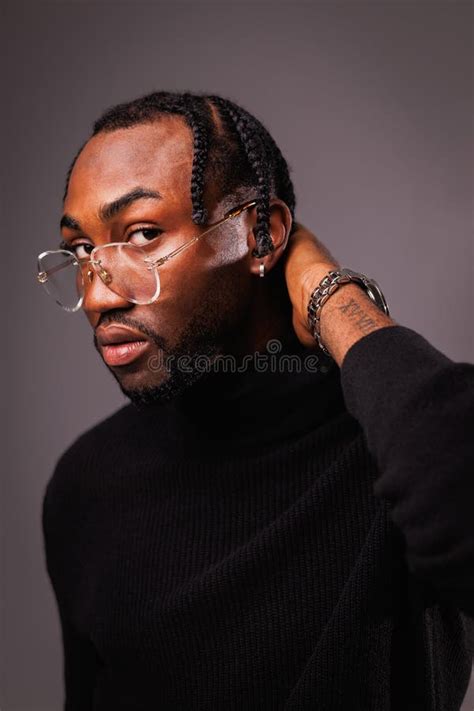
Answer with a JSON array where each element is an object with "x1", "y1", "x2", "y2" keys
[
  {"x1": 300, "y1": 263, "x2": 339, "y2": 320},
  {"x1": 305, "y1": 267, "x2": 392, "y2": 361}
]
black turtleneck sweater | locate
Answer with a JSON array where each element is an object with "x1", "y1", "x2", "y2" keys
[{"x1": 42, "y1": 325, "x2": 474, "y2": 710}]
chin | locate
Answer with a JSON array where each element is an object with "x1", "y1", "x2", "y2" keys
[{"x1": 114, "y1": 362, "x2": 208, "y2": 408}]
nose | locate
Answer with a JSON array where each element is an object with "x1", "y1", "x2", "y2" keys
[{"x1": 82, "y1": 263, "x2": 131, "y2": 314}]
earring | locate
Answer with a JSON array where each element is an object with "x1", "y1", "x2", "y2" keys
[{"x1": 259, "y1": 262, "x2": 265, "y2": 278}]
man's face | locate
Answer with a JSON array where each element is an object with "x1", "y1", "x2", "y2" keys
[{"x1": 62, "y1": 117, "x2": 255, "y2": 405}]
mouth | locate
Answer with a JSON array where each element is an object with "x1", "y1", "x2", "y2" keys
[
  {"x1": 96, "y1": 325, "x2": 152, "y2": 367},
  {"x1": 101, "y1": 340, "x2": 150, "y2": 367}
]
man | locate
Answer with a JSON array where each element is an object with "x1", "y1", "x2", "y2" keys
[{"x1": 39, "y1": 91, "x2": 473, "y2": 710}]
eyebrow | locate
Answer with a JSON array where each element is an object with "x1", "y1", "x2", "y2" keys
[
  {"x1": 60, "y1": 214, "x2": 81, "y2": 231},
  {"x1": 99, "y1": 187, "x2": 163, "y2": 222},
  {"x1": 60, "y1": 187, "x2": 163, "y2": 231}
]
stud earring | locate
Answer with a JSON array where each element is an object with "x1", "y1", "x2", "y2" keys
[{"x1": 259, "y1": 262, "x2": 265, "y2": 278}]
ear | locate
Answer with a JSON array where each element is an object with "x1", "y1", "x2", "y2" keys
[{"x1": 248, "y1": 198, "x2": 293, "y2": 277}]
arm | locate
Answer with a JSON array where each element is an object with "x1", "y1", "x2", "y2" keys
[
  {"x1": 284, "y1": 224, "x2": 474, "y2": 616},
  {"x1": 340, "y1": 324, "x2": 474, "y2": 616}
]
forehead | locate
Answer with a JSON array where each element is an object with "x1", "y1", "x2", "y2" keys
[{"x1": 65, "y1": 117, "x2": 194, "y2": 213}]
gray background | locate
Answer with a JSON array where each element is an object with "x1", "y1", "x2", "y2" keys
[{"x1": 2, "y1": 1, "x2": 473, "y2": 709}]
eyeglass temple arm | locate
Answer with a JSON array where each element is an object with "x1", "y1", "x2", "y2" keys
[
  {"x1": 37, "y1": 255, "x2": 90, "y2": 282},
  {"x1": 37, "y1": 199, "x2": 258, "y2": 281},
  {"x1": 148, "y1": 200, "x2": 258, "y2": 268}
]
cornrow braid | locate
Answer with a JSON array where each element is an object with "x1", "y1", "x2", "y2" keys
[
  {"x1": 208, "y1": 96, "x2": 273, "y2": 257},
  {"x1": 64, "y1": 91, "x2": 296, "y2": 257},
  {"x1": 265, "y1": 134, "x2": 296, "y2": 230},
  {"x1": 208, "y1": 95, "x2": 297, "y2": 256},
  {"x1": 181, "y1": 93, "x2": 211, "y2": 225}
]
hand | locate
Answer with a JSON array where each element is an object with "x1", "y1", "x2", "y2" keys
[{"x1": 283, "y1": 222, "x2": 340, "y2": 348}]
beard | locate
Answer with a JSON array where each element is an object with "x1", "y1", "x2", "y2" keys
[
  {"x1": 97, "y1": 269, "x2": 247, "y2": 409},
  {"x1": 123, "y1": 340, "x2": 222, "y2": 409}
]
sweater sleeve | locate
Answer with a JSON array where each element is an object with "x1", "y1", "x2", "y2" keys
[
  {"x1": 57, "y1": 606, "x2": 102, "y2": 711},
  {"x1": 340, "y1": 324, "x2": 474, "y2": 617},
  {"x1": 42, "y1": 467, "x2": 102, "y2": 710}
]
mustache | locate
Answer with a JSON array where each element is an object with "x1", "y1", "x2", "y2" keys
[{"x1": 92, "y1": 313, "x2": 167, "y2": 352}]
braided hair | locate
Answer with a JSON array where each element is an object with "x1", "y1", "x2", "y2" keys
[{"x1": 64, "y1": 91, "x2": 296, "y2": 258}]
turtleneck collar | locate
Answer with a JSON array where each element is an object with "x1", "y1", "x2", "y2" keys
[{"x1": 132, "y1": 341, "x2": 347, "y2": 458}]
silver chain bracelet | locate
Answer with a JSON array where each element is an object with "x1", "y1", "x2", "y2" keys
[{"x1": 307, "y1": 268, "x2": 390, "y2": 357}]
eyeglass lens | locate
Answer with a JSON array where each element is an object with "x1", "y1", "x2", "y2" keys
[{"x1": 38, "y1": 243, "x2": 160, "y2": 310}]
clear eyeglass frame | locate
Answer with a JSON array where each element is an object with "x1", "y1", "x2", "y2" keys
[{"x1": 37, "y1": 199, "x2": 259, "y2": 313}]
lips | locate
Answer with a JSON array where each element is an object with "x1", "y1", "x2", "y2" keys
[{"x1": 96, "y1": 325, "x2": 151, "y2": 367}]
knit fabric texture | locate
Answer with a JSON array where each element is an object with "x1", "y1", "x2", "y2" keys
[{"x1": 42, "y1": 325, "x2": 474, "y2": 710}]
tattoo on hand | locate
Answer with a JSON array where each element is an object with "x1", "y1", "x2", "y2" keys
[{"x1": 338, "y1": 297, "x2": 379, "y2": 334}]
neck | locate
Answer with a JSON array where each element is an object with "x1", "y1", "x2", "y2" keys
[
  {"x1": 131, "y1": 269, "x2": 347, "y2": 457},
  {"x1": 135, "y1": 337, "x2": 344, "y2": 460},
  {"x1": 223, "y1": 262, "x2": 297, "y2": 358}
]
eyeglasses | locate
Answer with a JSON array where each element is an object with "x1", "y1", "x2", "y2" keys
[{"x1": 36, "y1": 199, "x2": 258, "y2": 312}]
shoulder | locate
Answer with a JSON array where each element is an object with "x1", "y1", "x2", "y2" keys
[
  {"x1": 42, "y1": 403, "x2": 136, "y2": 518},
  {"x1": 57, "y1": 402, "x2": 136, "y2": 468}
]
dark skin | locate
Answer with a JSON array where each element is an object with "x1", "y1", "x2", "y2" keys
[
  {"x1": 63, "y1": 115, "x2": 396, "y2": 403},
  {"x1": 62, "y1": 116, "x2": 295, "y2": 403}
]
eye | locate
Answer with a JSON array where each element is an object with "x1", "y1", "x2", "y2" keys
[
  {"x1": 63, "y1": 242, "x2": 94, "y2": 260},
  {"x1": 128, "y1": 227, "x2": 164, "y2": 247}
]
